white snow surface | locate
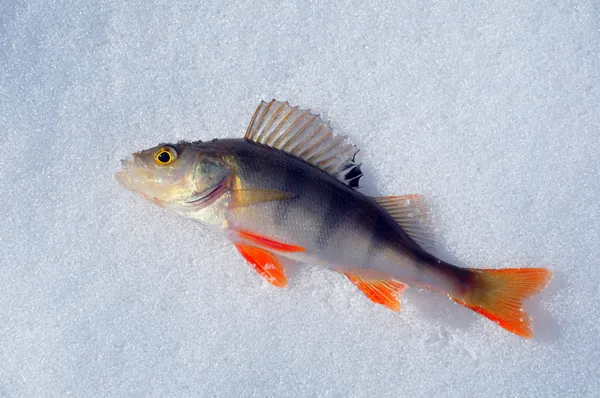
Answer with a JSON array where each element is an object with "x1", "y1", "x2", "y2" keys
[{"x1": 1, "y1": 0, "x2": 599, "y2": 396}]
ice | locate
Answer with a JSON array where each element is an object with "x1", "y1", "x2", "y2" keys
[{"x1": 1, "y1": 0, "x2": 599, "y2": 395}]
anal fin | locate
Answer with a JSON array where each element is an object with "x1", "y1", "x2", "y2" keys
[
  {"x1": 235, "y1": 244, "x2": 288, "y2": 288},
  {"x1": 344, "y1": 270, "x2": 409, "y2": 312}
]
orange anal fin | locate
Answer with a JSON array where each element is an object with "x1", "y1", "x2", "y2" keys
[
  {"x1": 234, "y1": 244, "x2": 288, "y2": 288},
  {"x1": 344, "y1": 271, "x2": 408, "y2": 312},
  {"x1": 237, "y1": 229, "x2": 305, "y2": 253},
  {"x1": 452, "y1": 267, "x2": 553, "y2": 339}
]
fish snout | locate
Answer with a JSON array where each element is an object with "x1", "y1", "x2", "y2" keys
[{"x1": 115, "y1": 155, "x2": 136, "y2": 189}]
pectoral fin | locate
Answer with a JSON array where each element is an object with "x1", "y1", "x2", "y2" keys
[
  {"x1": 235, "y1": 243, "x2": 288, "y2": 288},
  {"x1": 344, "y1": 270, "x2": 409, "y2": 311},
  {"x1": 230, "y1": 188, "x2": 295, "y2": 208}
]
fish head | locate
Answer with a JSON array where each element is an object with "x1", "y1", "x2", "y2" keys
[{"x1": 115, "y1": 141, "x2": 230, "y2": 209}]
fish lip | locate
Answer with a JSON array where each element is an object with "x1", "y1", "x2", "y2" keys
[
  {"x1": 115, "y1": 155, "x2": 144, "y2": 189},
  {"x1": 182, "y1": 178, "x2": 227, "y2": 209},
  {"x1": 114, "y1": 168, "x2": 130, "y2": 188}
]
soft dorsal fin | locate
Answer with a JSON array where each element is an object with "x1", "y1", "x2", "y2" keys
[
  {"x1": 374, "y1": 194, "x2": 435, "y2": 250},
  {"x1": 245, "y1": 100, "x2": 363, "y2": 188}
]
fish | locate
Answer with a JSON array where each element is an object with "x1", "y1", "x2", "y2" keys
[{"x1": 115, "y1": 99, "x2": 552, "y2": 338}]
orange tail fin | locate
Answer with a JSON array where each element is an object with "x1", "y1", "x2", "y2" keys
[{"x1": 451, "y1": 268, "x2": 552, "y2": 338}]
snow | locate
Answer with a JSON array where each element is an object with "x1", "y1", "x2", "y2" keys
[{"x1": 1, "y1": 0, "x2": 599, "y2": 396}]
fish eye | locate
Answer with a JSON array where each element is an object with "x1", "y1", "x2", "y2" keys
[{"x1": 155, "y1": 146, "x2": 178, "y2": 165}]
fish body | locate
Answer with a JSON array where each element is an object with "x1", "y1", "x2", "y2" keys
[
  {"x1": 181, "y1": 138, "x2": 463, "y2": 294},
  {"x1": 116, "y1": 100, "x2": 552, "y2": 338}
]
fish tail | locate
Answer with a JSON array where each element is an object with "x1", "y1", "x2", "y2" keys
[{"x1": 451, "y1": 267, "x2": 552, "y2": 338}]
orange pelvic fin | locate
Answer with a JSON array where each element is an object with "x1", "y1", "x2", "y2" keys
[
  {"x1": 344, "y1": 270, "x2": 409, "y2": 312},
  {"x1": 452, "y1": 268, "x2": 552, "y2": 338},
  {"x1": 234, "y1": 244, "x2": 288, "y2": 288},
  {"x1": 237, "y1": 229, "x2": 306, "y2": 253}
]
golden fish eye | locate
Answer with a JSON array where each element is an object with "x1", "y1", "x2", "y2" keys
[{"x1": 155, "y1": 146, "x2": 178, "y2": 165}]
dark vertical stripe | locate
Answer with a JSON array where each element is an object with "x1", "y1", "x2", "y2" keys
[
  {"x1": 316, "y1": 191, "x2": 346, "y2": 250},
  {"x1": 363, "y1": 212, "x2": 386, "y2": 266},
  {"x1": 366, "y1": 204, "x2": 426, "y2": 268},
  {"x1": 273, "y1": 167, "x2": 303, "y2": 226}
]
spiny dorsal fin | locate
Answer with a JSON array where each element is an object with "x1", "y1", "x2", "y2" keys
[
  {"x1": 374, "y1": 194, "x2": 435, "y2": 250},
  {"x1": 245, "y1": 100, "x2": 363, "y2": 188}
]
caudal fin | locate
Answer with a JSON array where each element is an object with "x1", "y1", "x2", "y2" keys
[{"x1": 452, "y1": 268, "x2": 552, "y2": 338}]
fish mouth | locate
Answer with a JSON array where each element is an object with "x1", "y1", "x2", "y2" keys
[
  {"x1": 115, "y1": 155, "x2": 137, "y2": 189},
  {"x1": 115, "y1": 167, "x2": 131, "y2": 189},
  {"x1": 115, "y1": 155, "x2": 156, "y2": 191}
]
